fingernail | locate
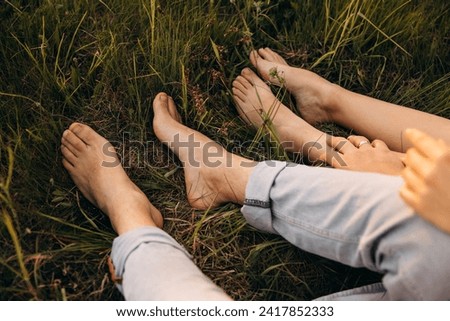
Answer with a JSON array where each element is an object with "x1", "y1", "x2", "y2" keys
[
  {"x1": 404, "y1": 128, "x2": 419, "y2": 138},
  {"x1": 404, "y1": 128, "x2": 414, "y2": 135}
]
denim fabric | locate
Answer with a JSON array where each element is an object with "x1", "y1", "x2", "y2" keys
[
  {"x1": 111, "y1": 161, "x2": 450, "y2": 300},
  {"x1": 242, "y1": 161, "x2": 450, "y2": 300},
  {"x1": 111, "y1": 226, "x2": 231, "y2": 300}
]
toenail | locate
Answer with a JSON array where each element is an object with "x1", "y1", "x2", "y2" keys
[{"x1": 69, "y1": 123, "x2": 83, "y2": 132}]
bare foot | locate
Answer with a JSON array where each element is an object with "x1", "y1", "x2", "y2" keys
[
  {"x1": 153, "y1": 92, "x2": 253, "y2": 209},
  {"x1": 61, "y1": 123, "x2": 163, "y2": 235},
  {"x1": 250, "y1": 48, "x2": 336, "y2": 125},
  {"x1": 232, "y1": 68, "x2": 334, "y2": 161},
  {"x1": 232, "y1": 68, "x2": 293, "y2": 128}
]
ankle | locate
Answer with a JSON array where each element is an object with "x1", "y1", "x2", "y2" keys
[
  {"x1": 110, "y1": 202, "x2": 161, "y2": 235},
  {"x1": 209, "y1": 157, "x2": 252, "y2": 206},
  {"x1": 104, "y1": 188, "x2": 156, "y2": 226},
  {"x1": 223, "y1": 158, "x2": 253, "y2": 205},
  {"x1": 323, "y1": 83, "x2": 345, "y2": 122}
]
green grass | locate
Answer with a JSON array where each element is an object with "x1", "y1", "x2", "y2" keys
[{"x1": 0, "y1": 0, "x2": 448, "y2": 300}]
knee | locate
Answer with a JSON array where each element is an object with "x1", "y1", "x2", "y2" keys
[{"x1": 382, "y1": 220, "x2": 450, "y2": 299}]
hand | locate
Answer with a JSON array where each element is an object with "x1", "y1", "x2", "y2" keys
[
  {"x1": 323, "y1": 135, "x2": 405, "y2": 175},
  {"x1": 400, "y1": 128, "x2": 450, "y2": 234}
]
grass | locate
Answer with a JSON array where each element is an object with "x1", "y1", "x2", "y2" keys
[{"x1": 0, "y1": 0, "x2": 448, "y2": 300}]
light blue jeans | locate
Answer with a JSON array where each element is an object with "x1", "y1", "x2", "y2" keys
[{"x1": 110, "y1": 161, "x2": 450, "y2": 300}]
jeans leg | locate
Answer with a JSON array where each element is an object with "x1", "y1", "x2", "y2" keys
[
  {"x1": 242, "y1": 161, "x2": 450, "y2": 300},
  {"x1": 110, "y1": 226, "x2": 231, "y2": 300},
  {"x1": 315, "y1": 283, "x2": 387, "y2": 301}
]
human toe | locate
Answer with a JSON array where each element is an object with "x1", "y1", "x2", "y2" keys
[
  {"x1": 167, "y1": 96, "x2": 182, "y2": 122},
  {"x1": 249, "y1": 50, "x2": 261, "y2": 66},
  {"x1": 241, "y1": 68, "x2": 259, "y2": 83},
  {"x1": 232, "y1": 86, "x2": 246, "y2": 104},
  {"x1": 153, "y1": 92, "x2": 181, "y2": 122},
  {"x1": 61, "y1": 144, "x2": 77, "y2": 166},
  {"x1": 233, "y1": 75, "x2": 252, "y2": 92},
  {"x1": 259, "y1": 48, "x2": 287, "y2": 64},
  {"x1": 241, "y1": 68, "x2": 270, "y2": 90},
  {"x1": 153, "y1": 92, "x2": 171, "y2": 117},
  {"x1": 62, "y1": 128, "x2": 86, "y2": 153},
  {"x1": 69, "y1": 122, "x2": 99, "y2": 145},
  {"x1": 62, "y1": 157, "x2": 74, "y2": 172}
]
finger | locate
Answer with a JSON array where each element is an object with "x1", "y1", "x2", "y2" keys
[
  {"x1": 371, "y1": 139, "x2": 389, "y2": 150},
  {"x1": 393, "y1": 151, "x2": 406, "y2": 164},
  {"x1": 401, "y1": 167, "x2": 425, "y2": 194},
  {"x1": 347, "y1": 135, "x2": 371, "y2": 148},
  {"x1": 403, "y1": 148, "x2": 434, "y2": 178},
  {"x1": 318, "y1": 148, "x2": 345, "y2": 168},
  {"x1": 399, "y1": 185, "x2": 420, "y2": 211},
  {"x1": 404, "y1": 128, "x2": 447, "y2": 160},
  {"x1": 327, "y1": 136, "x2": 355, "y2": 154}
]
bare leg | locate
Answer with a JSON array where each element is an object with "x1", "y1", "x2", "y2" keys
[
  {"x1": 232, "y1": 68, "x2": 405, "y2": 175},
  {"x1": 61, "y1": 123, "x2": 163, "y2": 235},
  {"x1": 232, "y1": 67, "x2": 334, "y2": 162},
  {"x1": 155, "y1": 94, "x2": 450, "y2": 300},
  {"x1": 62, "y1": 122, "x2": 230, "y2": 301},
  {"x1": 153, "y1": 92, "x2": 253, "y2": 208},
  {"x1": 331, "y1": 88, "x2": 450, "y2": 152},
  {"x1": 251, "y1": 47, "x2": 450, "y2": 152}
]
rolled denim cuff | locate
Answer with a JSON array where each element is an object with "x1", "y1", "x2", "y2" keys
[
  {"x1": 110, "y1": 226, "x2": 191, "y2": 293},
  {"x1": 241, "y1": 161, "x2": 288, "y2": 234}
]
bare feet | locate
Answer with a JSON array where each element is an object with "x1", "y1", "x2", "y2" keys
[
  {"x1": 153, "y1": 92, "x2": 253, "y2": 210},
  {"x1": 61, "y1": 123, "x2": 163, "y2": 235},
  {"x1": 232, "y1": 68, "x2": 335, "y2": 161},
  {"x1": 250, "y1": 48, "x2": 336, "y2": 125}
]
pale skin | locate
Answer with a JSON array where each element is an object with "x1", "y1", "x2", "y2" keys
[
  {"x1": 152, "y1": 93, "x2": 253, "y2": 209},
  {"x1": 232, "y1": 67, "x2": 405, "y2": 175},
  {"x1": 61, "y1": 49, "x2": 450, "y2": 233},
  {"x1": 400, "y1": 129, "x2": 450, "y2": 234},
  {"x1": 62, "y1": 92, "x2": 450, "y2": 245},
  {"x1": 238, "y1": 47, "x2": 450, "y2": 175},
  {"x1": 235, "y1": 48, "x2": 450, "y2": 233},
  {"x1": 61, "y1": 93, "x2": 252, "y2": 236},
  {"x1": 61, "y1": 123, "x2": 163, "y2": 235},
  {"x1": 154, "y1": 99, "x2": 450, "y2": 233}
]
